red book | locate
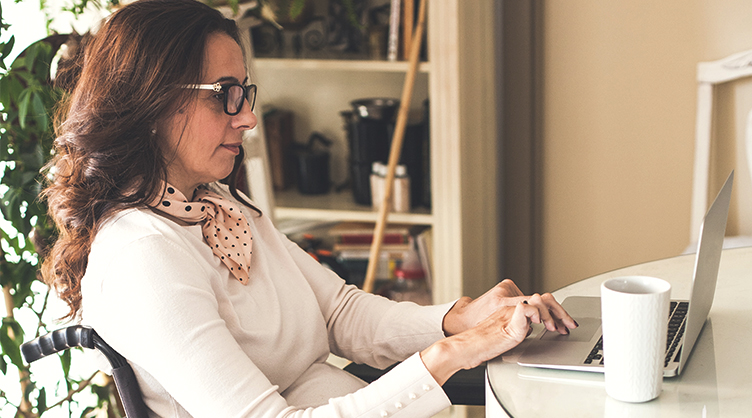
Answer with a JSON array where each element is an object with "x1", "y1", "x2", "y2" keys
[{"x1": 328, "y1": 221, "x2": 413, "y2": 245}]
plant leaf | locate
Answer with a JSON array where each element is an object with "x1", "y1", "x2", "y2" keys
[
  {"x1": 60, "y1": 348, "x2": 72, "y2": 376},
  {"x1": 22, "y1": 43, "x2": 39, "y2": 72},
  {"x1": 1, "y1": 35, "x2": 14, "y2": 56},
  {"x1": 31, "y1": 91, "x2": 48, "y2": 129},
  {"x1": 0, "y1": 35, "x2": 14, "y2": 68},
  {"x1": 36, "y1": 386, "x2": 47, "y2": 414},
  {"x1": 17, "y1": 88, "x2": 31, "y2": 129},
  {"x1": 0, "y1": 74, "x2": 10, "y2": 106},
  {"x1": 0, "y1": 320, "x2": 24, "y2": 368}
]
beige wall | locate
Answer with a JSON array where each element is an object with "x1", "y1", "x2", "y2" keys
[{"x1": 539, "y1": 1, "x2": 752, "y2": 292}]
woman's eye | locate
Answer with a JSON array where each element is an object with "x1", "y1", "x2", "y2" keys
[{"x1": 212, "y1": 93, "x2": 225, "y2": 103}]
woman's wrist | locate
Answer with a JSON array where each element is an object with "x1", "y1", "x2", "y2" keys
[
  {"x1": 441, "y1": 297, "x2": 473, "y2": 336},
  {"x1": 420, "y1": 338, "x2": 465, "y2": 386}
]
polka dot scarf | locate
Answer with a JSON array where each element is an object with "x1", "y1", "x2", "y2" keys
[{"x1": 151, "y1": 184, "x2": 253, "y2": 285}]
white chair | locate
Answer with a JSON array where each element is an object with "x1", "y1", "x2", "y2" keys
[{"x1": 686, "y1": 49, "x2": 752, "y2": 253}]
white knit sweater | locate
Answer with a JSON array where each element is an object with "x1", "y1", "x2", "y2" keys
[{"x1": 81, "y1": 184, "x2": 453, "y2": 418}]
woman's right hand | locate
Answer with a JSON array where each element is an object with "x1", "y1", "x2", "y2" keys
[
  {"x1": 420, "y1": 300, "x2": 557, "y2": 385},
  {"x1": 442, "y1": 279, "x2": 575, "y2": 336}
]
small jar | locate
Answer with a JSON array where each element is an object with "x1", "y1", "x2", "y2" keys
[
  {"x1": 370, "y1": 162, "x2": 386, "y2": 211},
  {"x1": 392, "y1": 164, "x2": 410, "y2": 213}
]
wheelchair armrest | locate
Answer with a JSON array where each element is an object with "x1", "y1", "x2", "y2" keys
[
  {"x1": 21, "y1": 325, "x2": 95, "y2": 364},
  {"x1": 21, "y1": 325, "x2": 150, "y2": 418},
  {"x1": 21, "y1": 325, "x2": 129, "y2": 369}
]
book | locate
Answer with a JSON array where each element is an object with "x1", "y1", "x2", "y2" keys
[
  {"x1": 333, "y1": 242, "x2": 411, "y2": 254},
  {"x1": 387, "y1": 0, "x2": 401, "y2": 61},
  {"x1": 276, "y1": 218, "x2": 339, "y2": 236},
  {"x1": 327, "y1": 221, "x2": 416, "y2": 245},
  {"x1": 331, "y1": 223, "x2": 432, "y2": 293},
  {"x1": 402, "y1": 0, "x2": 414, "y2": 60},
  {"x1": 263, "y1": 108, "x2": 295, "y2": 191},
  {"x1": 414, "y1": 227, "x2": 433, "y2": 290}
]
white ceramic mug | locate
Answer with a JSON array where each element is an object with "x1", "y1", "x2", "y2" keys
[{"x1": 601, "y1": 275, "x2": 671, "y2": 403}]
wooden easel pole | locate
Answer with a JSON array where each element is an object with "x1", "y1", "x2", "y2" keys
[{"x1": 362, "y1": 0, "x2": 427, "y2": 293}]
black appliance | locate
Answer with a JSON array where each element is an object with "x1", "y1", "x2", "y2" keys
[{"x1": 342, "y1": 98, "x2": 429, "y2": 207}]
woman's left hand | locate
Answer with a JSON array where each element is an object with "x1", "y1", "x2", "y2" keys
[{"x1": 441, "y1": 279, "x2": 577, "y2": 336}]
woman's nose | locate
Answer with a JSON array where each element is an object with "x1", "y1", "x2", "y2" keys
[{"x1": 232, "y1": 98, "x2": 257, "y2": 131}]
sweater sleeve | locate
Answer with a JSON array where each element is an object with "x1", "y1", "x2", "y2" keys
[
  {"x1": 207, "y1": 182, "x2": 455, "y2": 367},
  {"x1": 277, "y1": 229, "x2": 455, "y2": 368},
  {"x1": 82, "y1": 221, "x2": 450, "y2": 418}
]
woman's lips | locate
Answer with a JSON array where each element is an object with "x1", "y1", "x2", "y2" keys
[{"x1": 222, "y1": 143, "x2": 242, "y2": 155}]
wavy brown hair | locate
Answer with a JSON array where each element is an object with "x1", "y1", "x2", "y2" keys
[{"x1": 42, "y1": 0, "x2": 258, "y2": 320}]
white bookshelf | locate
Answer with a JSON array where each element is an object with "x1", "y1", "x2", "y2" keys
[
  {"x1": 245, "y1": 0, "x2": 500, "y2": 312},
  {"x1": 274, "y1": 189, "x2": 433, "y2": 225}
]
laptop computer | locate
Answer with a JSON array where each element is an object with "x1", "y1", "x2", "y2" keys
[{"x1": 517, "y1": 170, "x2": 734, "y2": 378}]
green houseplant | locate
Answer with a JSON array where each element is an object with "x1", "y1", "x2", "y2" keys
[
  {"x1": 0, "y1": 1, "x2": 264, "y2": 415},
  {"x1": 0, "y1": 3, "x2": 124, "y2": 417}
]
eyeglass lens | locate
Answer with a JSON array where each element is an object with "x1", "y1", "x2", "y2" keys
[{"x1": 226, "y1": 84, "x2": 257, "y2": 115}]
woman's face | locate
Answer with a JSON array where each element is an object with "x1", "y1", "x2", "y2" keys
[{"x1": 161, "y1": 32, "x2": 256, "y2": 197}]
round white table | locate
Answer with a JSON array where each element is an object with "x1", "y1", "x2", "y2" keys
[{"x1": 485, "y1": 246, "x2": 752, "y2": 417}]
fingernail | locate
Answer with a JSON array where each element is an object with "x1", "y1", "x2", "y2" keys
[{"x1": 574, "y1": 320, "x2": 580, "y2": 327}]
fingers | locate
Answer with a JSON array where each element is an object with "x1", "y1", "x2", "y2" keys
[
  {"x1": 523, "y1": 293, "x2": 578, "y2": 334},
  {"x1": 452, "y1": 299, "x2": 571, "y2": 363},
  {"x1": 525, "y1": 294, "x2": 553, "y2": 331},
  {"x1": 508, "y1": 300, "x2": 556, "y2": 343},
  {"x1": 443, "y1": 279, "x2": 578, "y2": 339},
  {"x1": 500, "y1": 302, "x2": 535, "y2": 344},
  {"x1": 446, "y1": 295, "x2": 579, "y2": 365},
  {"x1": 540, "y1": 293, "x2": 579, "y2": 331}
]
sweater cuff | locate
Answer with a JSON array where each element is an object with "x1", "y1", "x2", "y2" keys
[
  {"x1": 371, "y1": 352, "x2": 452, "y2": 418},
  {"x1": 436, "y1": 299, "x2": 460, "y2": 337},
  {"x1": 421, "y1": 300, "x2": 459, "y2": 336}
]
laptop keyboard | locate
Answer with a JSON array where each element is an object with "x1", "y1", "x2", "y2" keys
[{"x1": 584, "y1": 301, "x2": 688, "y2": 367}]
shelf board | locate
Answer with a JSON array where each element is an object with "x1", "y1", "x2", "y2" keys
[
  {"x1": 254, "y1": 58, "x2": 431, "y2": 73},
  {"x1": 273, "y1": 190, "x2": 433, "y2": 225}
]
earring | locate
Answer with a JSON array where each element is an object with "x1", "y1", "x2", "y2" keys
[{"x1": 151, "y1": 128, "x2": 157, "y2": 135}]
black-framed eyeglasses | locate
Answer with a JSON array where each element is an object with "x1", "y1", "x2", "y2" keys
[{"x1": 183, "y1": 82, "x2": 257, "y2": 116}]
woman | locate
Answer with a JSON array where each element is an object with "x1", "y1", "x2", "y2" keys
[{"x1": 43, "y1": 0, "x2": 577, "y2": 417}]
